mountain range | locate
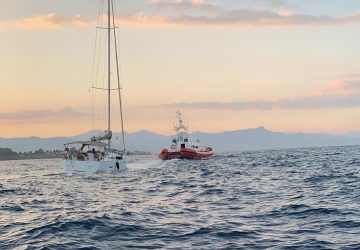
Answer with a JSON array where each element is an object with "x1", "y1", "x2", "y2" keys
[{"x1": 1, "y1": 126, "x2": 359, "y2": 153}]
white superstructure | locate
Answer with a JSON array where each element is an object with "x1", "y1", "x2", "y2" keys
[{"x1": 169, "y1": 111, "x2": 206, "y2": 152}]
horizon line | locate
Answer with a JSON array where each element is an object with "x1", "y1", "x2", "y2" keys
[{"x1": 0, "y1": 126, "x2": 358, "y2": 139}]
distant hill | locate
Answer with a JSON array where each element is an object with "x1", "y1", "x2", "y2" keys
[
  {"x1": 0, "y1": 130, "x2": 169, "y2": 153},
  {"x1": 0, "y1": 127, "x2": 359, "y2": 153},
  {"x1": 346, "y1": 131, "x2": 360, "y2": 138},
  {"x1": 193, "y1": 126, "x2": 360, "y2": 152}
]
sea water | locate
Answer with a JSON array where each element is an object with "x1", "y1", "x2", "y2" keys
[{"x1": 1, "y1": 146, "x2": 359, "y2": 249}]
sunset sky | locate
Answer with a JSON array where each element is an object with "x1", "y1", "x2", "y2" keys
[{"x1": 1, "y1": 0, "x2": 360, "y2": 137}]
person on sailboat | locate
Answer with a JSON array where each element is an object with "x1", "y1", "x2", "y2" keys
[
  {"x1": 92, "y1": 148, "x2": 98, "y2": 161},
  {"x1": 63, "y1": 148, "x2": 69, "y2": 159}
]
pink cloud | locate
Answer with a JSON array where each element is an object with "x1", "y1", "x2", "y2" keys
[
  {"x1": 157, "y1": 80, "x2": 360, "y2": 111},
  {"x1": 16, "y1": 13, "x2": 92, "y2": 29},
  {"x1": 192, "y1": 0, "x2": 204, "y2": 5},
  {"x1": 314, "y1": 80, "x2": 360, "y2": 96},
  {"x1": 0, "y1": 107, "x2": 89, "y2": 121},
  {"x1": 112, "y1": 9, "x2": 360, "y2": 29},
  {"x1": 1, "y1": 13, "x2": 92, "y2": 30},
  {"x1": 2, "y1": 1, "x2": 360, "y2": 30}
]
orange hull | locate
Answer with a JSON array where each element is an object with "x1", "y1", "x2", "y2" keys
[{"x1": 158, "y1": 147, "x2": 213, "y2": 160}]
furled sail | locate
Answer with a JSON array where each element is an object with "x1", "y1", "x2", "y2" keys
[{"x1": 91, "y1": 130, "x2": 112, "y2": 142}]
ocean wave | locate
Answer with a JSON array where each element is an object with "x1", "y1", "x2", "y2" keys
[{"x1": 0, "y1": 146, "x2": 359, "y2": 249}]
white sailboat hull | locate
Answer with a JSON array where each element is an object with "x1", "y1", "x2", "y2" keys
[{"x1": 62, "y1": 159, "x2": 126, "y2": 174}]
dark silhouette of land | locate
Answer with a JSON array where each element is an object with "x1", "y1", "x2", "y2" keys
[{"x1": 0, "y1": 148, "x2": 62, "y2": 161}]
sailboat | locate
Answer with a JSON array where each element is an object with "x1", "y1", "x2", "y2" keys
[
  {"x1": 62, "y1": 0, "x2": 126, "y2": 174},
  {"x1": 158, "y1": 111, "x2": 213, "y2": 160}
]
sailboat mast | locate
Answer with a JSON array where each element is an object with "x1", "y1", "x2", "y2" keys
[
  {"x1": 107, "y1": 0, "x2": 111, "y2": 146},
  {"x1": 111, "y1": 0, "x2": 126, "y2": 152}
]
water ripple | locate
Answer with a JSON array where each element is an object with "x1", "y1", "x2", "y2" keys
[{"x1": 0, "y1": 146, "x2": 359, "y2": 249}]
